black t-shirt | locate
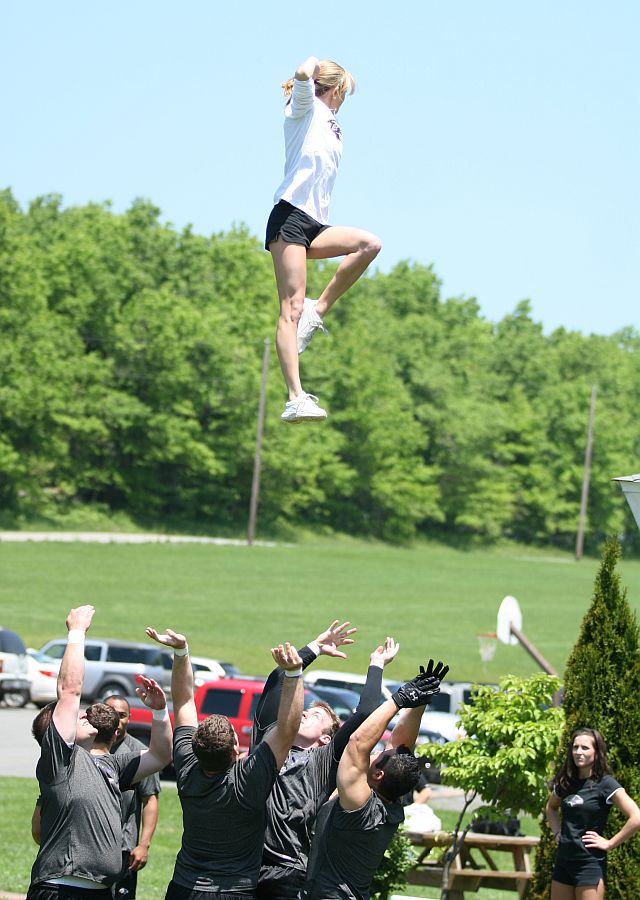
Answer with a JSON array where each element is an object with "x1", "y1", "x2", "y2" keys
[
  {"x1": 555, "y1": 774, "x2": 623, "y2": 862},
  {"x1": 31, "y1": 721, "x2": 140, "y2": 887},
  {"x1": 171, "y1": 725, "x2": 278, "y2": 893},
  {"x1": 261, "y1": 740, "x2": 337, "y2": 869},
  {"x1": 251, "y1": 649, "x2": 384, "y2": 875},
  {"x1": 112, "y1": 733, "x2": 161, "y2": 852},
  {"x1": 303, "y1": 792, "x2": 405, "y2": 900}
]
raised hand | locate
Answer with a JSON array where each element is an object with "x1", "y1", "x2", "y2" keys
[
  {"x1": 66, "y1": 605, "x2": 95, "y2": 633},
  {"x1": 315, "y1": 619, "x2": 357, "y2": 659},
  {"x1": 145, "y1": 627, "x2": 187, "y2": 651},
  {"x1": 392, "y1": 659, "x2": 450, "y2": 709},
  {"x1": 136, "y1": 676, "x2": 167, "y2": 710},
  {"x1": 422, "y1": 659, "x2": 449, "y2": 682},
  {"x1": 272, "y1": 642, "x2": 303, "y2": 671},
  {"x1": 370, "y1": 637, "x2": 400, "y2": 668}
]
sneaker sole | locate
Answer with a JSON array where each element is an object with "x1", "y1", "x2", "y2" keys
[{"x1": 281, "y1": 414, "x2": 328, "y2": 424}]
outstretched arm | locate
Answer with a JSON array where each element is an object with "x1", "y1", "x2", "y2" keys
[
  {"x1": 332, "y1": 637, "x2": 399, "y2": 761},
  {"x1": 132, "y1": 675, "x2": 172, "y2": 781},
  {"x1": 338, "y1": 698, "x2": 399, "y2": 810},
  {"x1": 146, "y1": 627, "x2": 195, "y2": 728},
  {"x1": 388, "y1": 660, "x2": 449, "y2": 750},
  {"x1": 252, "y1": 620, "x2": 356, "y2": 747},
  {"x1": 338, "y1": 663, "x2": 448, "y2": 811},
  {"x1": 263, "y1": 643, "x2": 305, "y2": 769},
  {"x1": 52, "y1": 605, "x2": 95, "y2": 743}
]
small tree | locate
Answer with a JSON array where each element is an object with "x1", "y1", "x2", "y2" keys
[
  {"x1": 530, "y1": 536, "x2": 640, "y2": 899},
  {"x1": 424, "y1": 673, "x2": 563, "y2": 899},
  {"x1": 371, "y1": 830, "x2": 415, "y2": 900}
]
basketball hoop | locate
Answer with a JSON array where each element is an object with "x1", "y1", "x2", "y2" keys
[{"x1": 477, "y1": 632, "x2": 497, "y2": 664}]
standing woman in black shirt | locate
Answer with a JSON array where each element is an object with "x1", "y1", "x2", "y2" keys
[{"x1": 546, "y1": 727, "x2": 640, "y2": 899}]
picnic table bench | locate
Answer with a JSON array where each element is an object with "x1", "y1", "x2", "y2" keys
[{"x1": 404, "y1": 829, "x2": 540, "y2": 899}]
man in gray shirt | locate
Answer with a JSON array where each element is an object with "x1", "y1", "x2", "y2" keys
[
  {"x1": 251, "y1": 622, "x2": 400, "y2": 899},
  {"x1": 105, "y1": 695, "x2": 161, "y2": 899},
  {"x1": 146, "y1": 625, "x2": 305, "y2": 899},
  {"x1": 303, "y1": 660, "x2": 449, "y2": 900},
  {"x1": 27, "y1": 605, "x2": 173, "y2": 900}
]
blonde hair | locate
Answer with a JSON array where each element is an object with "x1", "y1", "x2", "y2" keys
[{"x1": 282, "y1": 60, "x2": 356, "y2": 102}]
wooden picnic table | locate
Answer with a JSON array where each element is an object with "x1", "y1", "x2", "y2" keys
[{"x1": 404, "y1": 829, "x2": 540, "y2": 899}]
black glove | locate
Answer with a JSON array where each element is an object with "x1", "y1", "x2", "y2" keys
[{"x1": 391, "y1": 659, "x2": 450, "y2": 709}]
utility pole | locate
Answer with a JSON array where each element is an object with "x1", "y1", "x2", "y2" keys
[
  {"x1": 247, "y1": 339, "x2": 270, "y2": 546},
  {"x1": 575, "y1": 385, "x2": 597, "y2": 561}
]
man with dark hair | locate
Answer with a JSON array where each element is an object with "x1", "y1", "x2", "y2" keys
[
  {"x1": 146, "y1": 625, "x2": 305, "y2": 899},
  {"x1": 302, "y1": 659, "x2": 449, "y2": 900},
  {"x1": 86, "y1": 702, "x2": 121, "y2": 744},
  {"x1": 31, "y1": 703, "x2": 122, "y2": 846},
  {"x1": 105, "y1": 695, "x2": 161, "y2": 899},
  {"x1": 27, "y1": 606, "x2": 173, "y2": 900},
  {"x1": 251, "y1": 621, "x2": 400, "y2": 899}
]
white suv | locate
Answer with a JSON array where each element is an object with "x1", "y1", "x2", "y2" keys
[{"x1": 39, "y1": 637, "x2": 173, "y2": 701}]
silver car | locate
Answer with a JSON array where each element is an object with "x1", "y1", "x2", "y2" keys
[{"x1": 38, "y1": 637, "x2": 173, "y2": 701}]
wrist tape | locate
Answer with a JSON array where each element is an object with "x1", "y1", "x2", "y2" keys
[
  {"x1": 284, "y1": 667, "x2": 303, "y2": 678},
  {"x1": 67, "y1": 630, "x2": 85, "y2": 644},
  {"x1": 173, "y1": 645, "x2": 189, "y2": 657},
  {"x1": 152, "y1": 707, "x2": 170, "y2": 721}
]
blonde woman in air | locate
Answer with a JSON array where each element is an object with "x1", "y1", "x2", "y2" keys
[{"x1": 266, "y1": 56, "x2": 381, "y2": 423}]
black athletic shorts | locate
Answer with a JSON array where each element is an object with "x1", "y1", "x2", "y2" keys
[
  {"x1": 265, "y1": 200, "x2": 329, "y2": 251},
  {"x1": 553, "y1": 854, "x2": 607, "y2": 887},
  {"x1": 257, "y1": 862, "x2": 305, "y2": 900},
  {"x1": 165, "y1": 881, "x2": 255, "y2": 900},
  {"x1": 27, "y1": 885, "x2": 112, "y2": 899}
]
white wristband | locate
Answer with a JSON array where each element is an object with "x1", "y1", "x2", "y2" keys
[
  {"x1": 173, "y1": 645, "x2": 189, "y2": 657},
  {"x1": 67, "y1": 630, "x2": 85, "y2": 644},
  {"x1": 152, "y1": 707, "x2": 169, "y2": 721},
  {"x1": 284, "y1": 667, "x2": 303, "y2": 678}
]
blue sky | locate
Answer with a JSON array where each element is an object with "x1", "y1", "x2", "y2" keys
[{"x1": 2, "y1": 1, "x2": 638, "y2": 336}]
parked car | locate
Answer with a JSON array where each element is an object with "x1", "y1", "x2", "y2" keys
[
  {"x1": 0, "y1": 627, "x2": 30, "y2": 707},
  {"x1": 38, "y1": 637, "x2": 174, "y2": 701},
  {"x1": 306, "y1": 684, "x2": 361, "y2": 722},
  {"x1": 127, "y1": 678, "x2": 323, "y2": 770},
  {"x1": 189, "y1": 655, "x2": 227, "y2": 687},
  {"x1": 26, "y1": 649, "x2": 60, "y2": 707},
  {"x1": 302, "y1": 669, "x2": 395, "y2": 702}
]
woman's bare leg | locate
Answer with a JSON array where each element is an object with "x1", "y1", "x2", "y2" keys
[
  {"x1": 269, "y1": 239, "x2": 308, "y2": 400},
  {"x1": 577, "y1": 882, "x2": 605, "y2": 900},
  {"x1": 307, "y1": 226, "x2": 381, "y2": 317},
  {"x1": 551, "y1": 881, "x2": 575, "y2": 900}
]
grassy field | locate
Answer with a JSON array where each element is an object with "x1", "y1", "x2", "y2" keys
[
  {"x1": 0, "y1": 776, "x2": 540, "y2": 900},
  {"x1": 1, "y1": 536, "x2": 640, "y2": 682}
]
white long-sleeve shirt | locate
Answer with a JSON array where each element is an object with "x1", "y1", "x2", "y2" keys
[{"x1": 273, "y1": 77, "x2": 343, "y2": 225}]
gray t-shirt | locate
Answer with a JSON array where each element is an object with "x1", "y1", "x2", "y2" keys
[
  {"x1": 303, "y1": 792, "x2": 405, "y2": 900},
  {"x1": 262, "y1": 741, "x2": 336, "y2": 870},
  {"x1": 171, "y1": 725, "x2": 278, "y2": 893},
  {"x1": 30, "y1": 721, "x2": 141, "y2": 887},
  {"x1": 112, "y1": 733, "x2": 161, "y2": 852}
]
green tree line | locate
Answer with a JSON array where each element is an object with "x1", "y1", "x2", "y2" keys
[{"x1": 1, "y1": 190, "x2": 639, "y2": 547}]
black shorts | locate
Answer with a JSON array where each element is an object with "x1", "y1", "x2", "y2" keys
[
  {"x1": 27, "y1": 885, "x2": 112, "y2": 899},
  {"x1": 257, "y1": 862, "x2": 305, "y2": 900},
  {"x1": 553, "y1": 854, "x2": 607, "y2": 887},
  {"x1": 265, "y1": 200, "x2": 329, "y2": 251},
  {"x1": 165, "y1": 881, "x2": 255, "y2": 900}
]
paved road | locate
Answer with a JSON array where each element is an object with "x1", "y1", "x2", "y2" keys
[{"x1": 0, "y1": 706, "x2": 40, "y2": 778}]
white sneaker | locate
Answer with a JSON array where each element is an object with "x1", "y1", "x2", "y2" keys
[
  {"x1": 297, "y1": 297, "x2": 328, "y2": 355},
  {"x1": 281, "y1": 393, "x2": 328, "y2": 424}
]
